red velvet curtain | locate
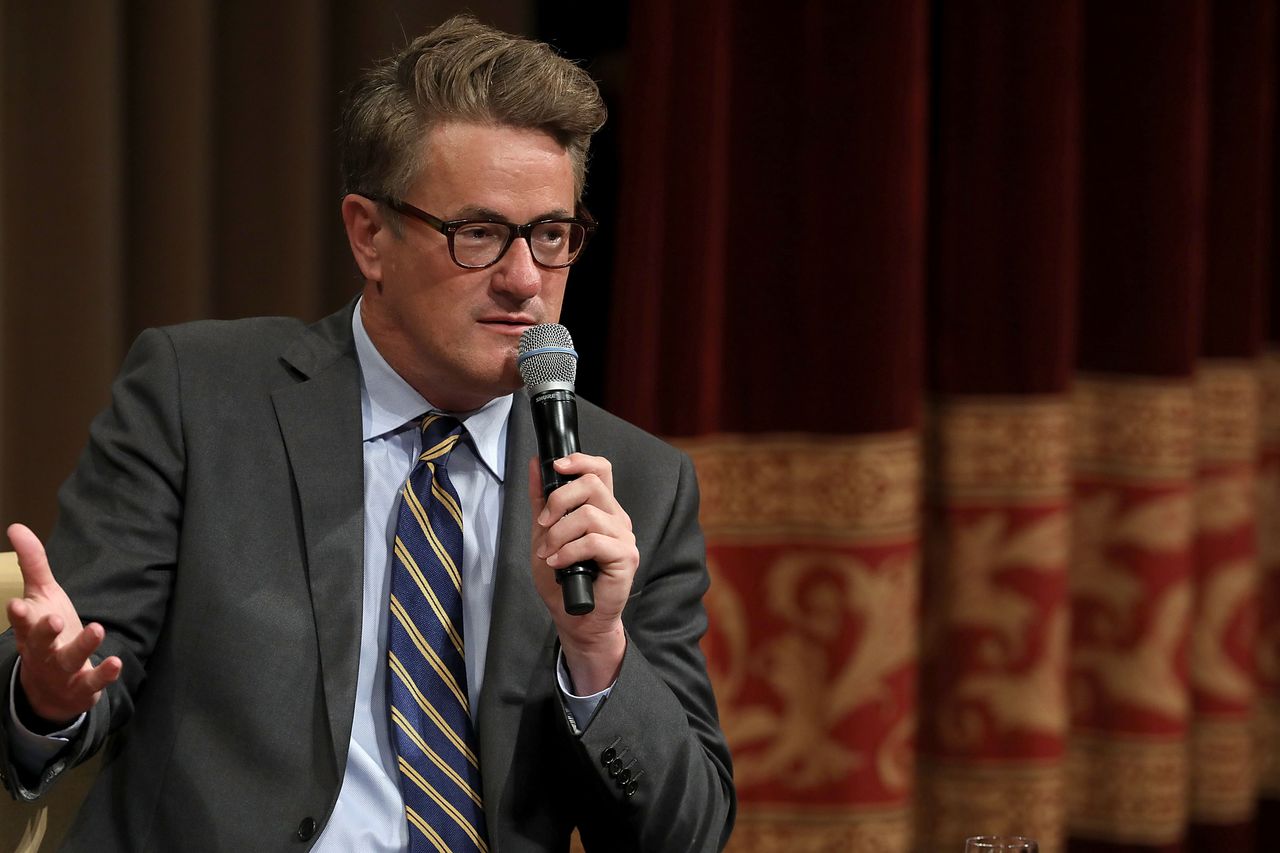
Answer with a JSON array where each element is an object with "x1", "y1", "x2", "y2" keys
[
  {"x1": 611, "y1": 2, "x2": 1280, "y2": 851},
  {"x1": 613, "y1": 4, "x2": 927, "y2": 848}
]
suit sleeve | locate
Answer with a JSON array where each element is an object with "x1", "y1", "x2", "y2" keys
[
  {"x1": 1, "y1": 328, "x2": 185, "y2": 800},
  {"x1": 568, "y1": 450, "x2": 735, "y2": 852}
]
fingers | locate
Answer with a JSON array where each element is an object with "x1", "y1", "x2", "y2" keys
[
  {"x1": 26, "y1": 619, "x2": 105, "y2": 676},
  {"x1": 5, "y1": 522, "x2": 120, "y2": 720},
  {"x1": 4, "y1": 599, "x2": 49, "y2": 651},
  {"x1": 78, "y1": 654, "x2": 123, "y2": 695},
  {"x1": 3, "y1": 599, "x2": 54, "y2": 652},
  {"x1": 531, "y1": 453, "x2": 638, "y2": 576},
  {"x1": 24, "y1": 611, "x2": 66, "y2": 653},
  {"x1": 20, "y1": 652, "x2": 122, "y2": 725},
  {"x1": 19, "y1": 613, "x2": 98, "y2": 665},
  {"x1": 545, "y1": 532, "x2": 636, "y2": 572},
  {"x1": 17, "y1": 625, "x2": 121, "y2": 722},
  {"x1": 7, "y1": 523, "x2": 55, "y2": 593},
  {"x1": 6, "y1": 521, "x2": 87, "y2": 644},
  {"x1": 548, "y1": 453, "x2": 614, "y2": 491},
  {"x1": 536, "y1": 461, "x2": 627, "y2": 529},
  {"x1": 55, "y1": 623, "x2": 106, "y2": 673},
  {"x1": 6, "y1": 597, "x2": 31, "y2": 632},
  {"x1": 536, "y1": 504, "x2": 627, "y2": 565}
]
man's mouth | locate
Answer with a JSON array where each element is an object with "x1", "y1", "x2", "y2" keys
[{"x1": 478, "y1": 316, "x2": 537, "y2": 335}]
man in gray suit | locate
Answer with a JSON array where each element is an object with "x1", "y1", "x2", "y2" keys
[{"x1": 0, "y1": 16, "x2": 734, "y2": 852}]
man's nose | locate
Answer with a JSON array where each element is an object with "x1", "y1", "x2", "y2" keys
[{"x1": 492, "y1": 236, "x2": 542, "y2": 299}]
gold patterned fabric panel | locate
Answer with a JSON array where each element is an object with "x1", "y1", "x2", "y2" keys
[
  {"x1": 685, "y1": 433, "x2": 918, "y2": 542},
  {"x1": 1072, "y1": 375, "x2": 1196, "y2": 482},
  {"x1": 929, "y1": 397, "x2": 1073, "y2": 501},
  {"x1": 728, "y1": 809, "x2": 910, "y2": 853},
  {"x1": 1067, "y1": 734, "x2": 1189, "y2": 844},
  {"x1": 678, "y1": 365, "x2": 1279, "y2": 851},
  {"x1": 1069, "y1": 374, "x2": 1216, "y2": 845},
  {"x1": 918, "y1": 398, "x2": 1072, "y2": 853},
  {"x1": 682, "y1": 433, "x2": 919, "y2": 853},
  {"x1": 1190, "y1": 362, "x2": 1261, "y2": 825},
  {"x1": 916, "y1": 761, "x2": 1064, "y2": 853}
]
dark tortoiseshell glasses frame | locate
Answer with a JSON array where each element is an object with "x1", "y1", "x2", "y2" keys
[{"x1": 362, "y1": 193, "x2": 597, "y2": 270}]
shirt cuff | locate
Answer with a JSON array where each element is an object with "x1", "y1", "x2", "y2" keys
[
  {"x1": 8, "y1": 658, "x2": 83, "y2": 772},
  {"x1": 555, "y1": 650, "x2": 612, "y2": 735}
]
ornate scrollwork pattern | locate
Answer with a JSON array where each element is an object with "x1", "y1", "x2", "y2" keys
[
  {"x1": 1189, "y1": 363, "x2": 1261, "y2": 824},
  {"x1": 684, "y1": 433, "x2": 919, "y2": 851},
  {"x1": 918, "y1": 398, "x2": 1071, "y2": 853}
]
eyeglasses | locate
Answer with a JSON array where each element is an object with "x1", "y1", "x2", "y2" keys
[{"x1": 365, "y1": 194, "x2": 596, "y2": 270}]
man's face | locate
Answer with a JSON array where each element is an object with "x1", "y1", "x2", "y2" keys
[{"x1": 359, "y1": 121, "x2": 577, "y2": 412}]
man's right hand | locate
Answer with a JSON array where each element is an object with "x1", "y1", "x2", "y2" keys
[{"x1": 5, "y1": 523, "x2": 121, "y2": 727}]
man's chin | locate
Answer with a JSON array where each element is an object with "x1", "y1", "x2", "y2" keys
[
  {"x1": 499, "y1": 370, "x2": 524, "y2": 397},
  {"x1": 500, "y1": 351, "x2": 524, "y2": 389}
]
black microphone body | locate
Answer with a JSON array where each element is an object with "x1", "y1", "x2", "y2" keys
[
  {"x1": 528, "y1": 387, "x2": 598, "y2": 615},
  {"x1": 530, "y1": 388, "x2": 582, "y2": 490},
  {"x1": 519, "y1": 324, "x2": 598, "y2": 616}
]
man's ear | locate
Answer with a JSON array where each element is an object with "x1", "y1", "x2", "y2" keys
[{"x1": 341, "y1": 193, "x2": 386, "y2": 282}]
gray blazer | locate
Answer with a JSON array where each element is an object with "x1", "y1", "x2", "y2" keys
[{"x1": 0, "y1": 303, "x2": 734, "y2": 852}]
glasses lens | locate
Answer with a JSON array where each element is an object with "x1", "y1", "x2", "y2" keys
[
  {"x1": 529, "y1": 222, "x2": 587, "y2": 268},
  {"x1": 452, "y1": 221, "x2": 512, "y2": 267}
]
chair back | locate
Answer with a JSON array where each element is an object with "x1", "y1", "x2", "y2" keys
[{"x1": 0, "y1": 551, "x2": 20, "y2": 631}]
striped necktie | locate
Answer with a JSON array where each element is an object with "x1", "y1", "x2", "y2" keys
[{"x1": 387, "y1": 413, "x2": 490, "y2": 852}]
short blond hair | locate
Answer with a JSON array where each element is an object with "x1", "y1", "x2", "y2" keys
[{"x1": 340, "y1": 14, "x2": 607, "y2": 204}]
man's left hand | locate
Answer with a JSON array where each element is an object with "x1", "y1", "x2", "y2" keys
[{"x1": 528, "y1": 453, "x2": 638, "y2": 694}]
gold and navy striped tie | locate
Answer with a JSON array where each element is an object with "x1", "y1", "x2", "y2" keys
[{"x1": 388, "y1": 413, "x2": 489, "y2": 852}]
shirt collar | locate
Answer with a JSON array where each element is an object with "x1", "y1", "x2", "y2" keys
[{"x1": 352, "y1": 297, "x2": 510, "y2": 482}]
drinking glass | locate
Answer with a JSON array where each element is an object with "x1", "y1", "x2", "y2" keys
[{"x1": 964, "y1": 837, "x2": 1038, "y2": 853}]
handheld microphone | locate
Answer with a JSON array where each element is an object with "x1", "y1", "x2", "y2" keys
[{"x1": 518, "y1": 324, "x2": 598, "y2": 616}]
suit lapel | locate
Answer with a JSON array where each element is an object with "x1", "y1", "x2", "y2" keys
[
  {"x1": 478, "y1": 389, "x2": 556, "y2": 825},
  {"x1": 272, "y1": 305, "x2": 366, "y2": 771}
]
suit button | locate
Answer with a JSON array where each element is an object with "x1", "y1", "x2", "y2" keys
[
  {"x1": 296, "y1": 817, "x2": 317, "y2": 841},
  {"x1": 624, "y1": 779, "x2": 638, "y2": 798},
  {"x1": 601, "y1": 747, "x2": 617, "y2": 766},
  {"x1": 608, "y1": 758, "x2": 622, "y2": 777},
  {"x1": 618, "y1": 768, "x2": 631, "y2": 784}
]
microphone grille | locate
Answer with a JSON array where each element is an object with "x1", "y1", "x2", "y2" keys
[{"x1": 518, "y1": 323, "x2": 578, "y2": 388}]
